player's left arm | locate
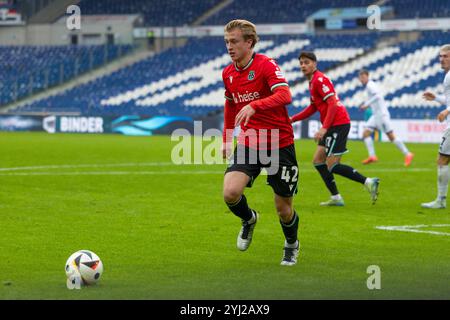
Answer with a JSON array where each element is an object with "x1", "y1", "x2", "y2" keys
[
  {"x1": 235, "y1": 58, "x2": 291, "y2": 126},
  {"x1": 250, "y1": 86, "x2": 292, "y2": 111},
  {"x1": 234, "y1": 86, "x2": 291, "y2": 126}
]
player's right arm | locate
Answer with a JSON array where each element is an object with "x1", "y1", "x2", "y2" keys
[
  {"x1": 222, "y1": 97, "x2": 236, "y2": 159},
  {"x1": 362, "y1": 81, "x2": 382, "y2": 108},
  {"x1": 222, "y1": 68, "x2": 236, "y2": 159},
  {"x1": 423, "y1": 91, "x2": 446, "y2": 105},
  {"x1": 290, "y1": 104, "x2": 317, "y2": 123},
  {"x1": 423, "y1": 91, "x2": 449, "y2": 122}
]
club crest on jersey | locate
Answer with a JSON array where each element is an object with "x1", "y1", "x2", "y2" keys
[
  {"x1": 229, "y1": 76, "x2": 233, "y2": 84},
  {"x1": 248, "y1": 70, "x2": 255, "y2": 80}
]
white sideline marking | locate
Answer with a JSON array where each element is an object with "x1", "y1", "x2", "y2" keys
[
  {"x1": 0, "y1": 167, "x2": 432, "y2": 176},
  {"x1": 0, "y1": 170, "x2": 224, "y2": 176},
  {"x1": 0, "y1": 162, "x2": 176, "y2": 172},
  {"x1": 358, "y1": 168, "x2": 431, "y2": 172},
  {"x1": 376, "y1": 224, "x2": 450, "y2": 236},
  {"x1": 0, "y1": 162, "x2": 433, "y2": 173}
]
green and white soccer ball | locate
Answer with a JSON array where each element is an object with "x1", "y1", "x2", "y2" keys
[{"x1": 65, "y1": 250, "x2": 103, "y2": 285}]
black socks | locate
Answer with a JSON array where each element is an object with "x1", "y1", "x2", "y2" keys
[
  {"x1": 315, "y1": 163, "x2": 339, "y2": 195},
  {"x1": 280, "y1": 210, "x2": 299, "y2": 245},
  {"x1": 330, "y1": 163, "x2": 367, "y2": 184},
  {"x1": 226, "y1": 194, "x2": 253, "y2": 222}
]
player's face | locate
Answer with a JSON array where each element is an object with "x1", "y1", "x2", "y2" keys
[
  {"x1": 299, "y1": 57, "x2": 317, "y2": 77},
  {"x1": 224, "y1": 29, "x2": 253, "y2": 63},
  {"x1": 440, "y1": 50, "x2": 450, "y2": 71},
  {"x1": 359, "y1": 73, "x2": 369, "y2": 85}
]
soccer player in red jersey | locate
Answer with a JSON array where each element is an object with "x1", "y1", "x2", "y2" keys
[
  {"x1": 291, "y1": 51, "x2": 380, "y2": 206},
  {"x1": 222, "y1": 20, "x2": 299, "y2": 265}
]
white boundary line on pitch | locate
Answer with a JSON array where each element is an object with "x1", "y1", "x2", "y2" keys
[
  {"x1": 0, "y1": 171, "x2": 225, "y2": 176},
  {"x1": 0, "y1": 168, "x2": 433, "y2": 176},
  {"x1": 376, "y1": 224, "x2": 450, "y2": 236},
  {"x1": 0, "y1": 162, "x2": 433, "y2": 173},
  {"x1": 0, "y1": 162, "x2": 176, "y2": 172}
]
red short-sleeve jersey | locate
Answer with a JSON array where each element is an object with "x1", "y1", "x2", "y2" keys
[
  {"x1": 309, "y1": 70, "x2": 350, "y2": 127},
  {"x1": 222, "y1": 53, "x2": 294, "y2": 149}
]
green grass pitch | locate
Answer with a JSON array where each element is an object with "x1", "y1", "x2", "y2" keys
[{"x1": 0, "y1": 132, "x2": 449, "y2": 299}]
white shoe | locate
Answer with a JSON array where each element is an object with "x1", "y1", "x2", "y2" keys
[
  {"x1": 280, "y1": 241, "x2": 300, "y2": 266},
  {"x1": 320, "y1": 198, "x2": 345, "y2": 206},
  {"x1": 237, "y1": 211, "x2": 258, "y2": 251},
  {"x1": 421, "y1": 198, "x2": 446, "y2": 209},
  {"x1": 365, "y1": 178, "x2": 380, "y2": 204}
]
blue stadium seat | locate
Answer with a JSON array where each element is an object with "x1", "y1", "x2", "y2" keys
[
  {"x1": 14, "y1": 33, "x2": 379, "y2": 116},
  {"x1": 11, "y1": 30, "x2": 450, "y2": 120},
  {"x1": 78, "y1": 0, "x2": 222, "y2": 26},
  {"x1": 202, "y1": 0, "x2": 375, "y2": 25},
  {"x1": 202, "y1": 0, "x2": 450, "y2": 25},
  {"x1": 0, "y1": 44, "x2": 133, "y2": 106}
]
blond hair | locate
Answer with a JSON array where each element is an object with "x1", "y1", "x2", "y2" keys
[
  {"x1": 224, "y1": 19, "x2": 259, "y2": 48},
  {"x1": 441, "y1": 44, "x2": 450, "y2": 52}
]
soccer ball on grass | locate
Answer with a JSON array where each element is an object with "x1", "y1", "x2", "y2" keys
[{"x1": 65, "y1": 250, "x2": 103, "y2": 286}]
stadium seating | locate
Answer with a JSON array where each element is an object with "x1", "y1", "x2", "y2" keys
[
  {"x1": 291, "y1": 30, "x2": 450, "y2": 120},
  {"x1": 78, "y1": 0, "x2": 222, "y2": 26},
  {"x1": 202, "y1": 0, "x2": 450, "y2": 25},
  {"x1": 0, "y1": 44, "x2": 133, "y2": 106},
  {"x1": 77, "y1": 0, "x2": 450, "y2": 27},
  {"x1": 389, "y1": 0, "x2": 450, "y2": 19},
  {"x1": 11, "y1": 30, "x2": 450, "y2": 120},
  {"x1": 202, "y1": 0, "x2": 374, "y2": 25},
  {"x1": 15, "y1": 33, "x2": 379, "y2": 116}
]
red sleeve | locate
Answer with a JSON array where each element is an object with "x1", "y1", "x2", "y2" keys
[
  {"x1": 249, "y1": 86, "x2": 292, "y2": 111},
  {"x1": 222, "y1": 68, "x2": 233, "y2": 102},
  {"x1": 224, "y1": 89, "x2": 233, "y2": 102},
  {"x1": 223, "y1": 99, "x2": 236, "y2": 144},
  {"x1": 291, "y1": 104, "x2": 317, "y2": 123},
  {"x1": 322, "y1": 95, "x2": 338, "y2": 129},
  {"x1": 262, "y1": 57, "x2": 289, "y2": 93},
  {"x1": 314, "y1": 75, "x2": 336, "y2": 102}
]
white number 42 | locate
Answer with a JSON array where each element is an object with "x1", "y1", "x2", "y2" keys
[{"x1": 281, "y1": 166, "x2": 298, "y2": 183}]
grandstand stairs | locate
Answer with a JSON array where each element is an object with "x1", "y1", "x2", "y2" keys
[
  {"x1": 332, "y1": 32, "x2": 416, "y2": 74},
  {"x1": 291, "y1": 31, "x2": 422, "y2": 87},
  {"x1": 191, "y1": 0, "x2": 233, "y2": 26},
  {"x1": 376, "y1": 31, "x2": 421, "y2": 49},
  {"x1": 28, "y1": 0, "x2": 80, "y2": 24},
  {"x1": 1, "y1": 47, "x2": 154, "y2": 115}
]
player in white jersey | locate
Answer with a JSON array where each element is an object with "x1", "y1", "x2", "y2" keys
[
  {"x1": 358, "y1": 70, "x2": 414, "y2": 166},
  {"x1": 421, "y1": 44, "x2": 450, "y2": 209}
]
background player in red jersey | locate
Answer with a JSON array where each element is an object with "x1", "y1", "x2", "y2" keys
[
  {"x1": 222, "y1": 20, "x2": 300, "y2": 265},
  {"x1": 291, "y1": 51, "x2": 380, "y2": 206}
]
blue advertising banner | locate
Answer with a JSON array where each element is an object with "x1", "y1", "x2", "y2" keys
[
  {"x1": 0, "y1": 115, "x2": 43, "y2": 131},
  {"x1": 111, "y1": 115, "x2": 194, "y2": 136},
  {"x1": 0, "y1": 113, "x2": 223, "y2": 136}
]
